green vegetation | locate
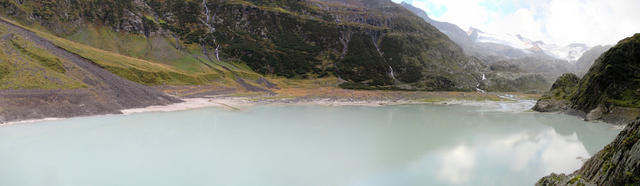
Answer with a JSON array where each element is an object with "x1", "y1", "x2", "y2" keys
[
  {"x1": 539, "y1": 73, "x2": 579, "y2": 101},
  {"x1": 571, "y1": 33, "x2": 640, "y2": 111},
  {"x1": 599, "y1": 144, "x2": 615, "y2": 173},
  {"x1": 535, "y1": 33, "x2": 640, "y2": 119},
  {"x1": 0, "y1": 29, "x2": 85, "y2": 90},
  {"x1": 338, "y1": 82, "x2": 409, "y2": 91},
  {"x1": 568, "y1": 175, "x2": 582, "y2": 184},
  {"x1": 1, "y1": 18, "x2": 262, "y2": 86},
  {"x1": 622, "y1": 130, "x2": 640, "y2": 148},
  {"x1": 338, "y1": 33, "x2": 391, "y2": 85},
  {"x1": 484, "y1": 74, "x2": 550, "y2": 93},
  {"x1": 10, "y1": 35, "x2": 66, "y2": 73},
  {"x1": 0, "y1": 0, "x2": 480, "y2": 91}
]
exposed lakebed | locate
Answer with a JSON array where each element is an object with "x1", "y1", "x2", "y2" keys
[{"x1": 0, "y1": 103, "x2": 620, "y2": 186}]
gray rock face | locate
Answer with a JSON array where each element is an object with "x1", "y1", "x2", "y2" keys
[{"x1": 537, "y1": 119, "x2": 640, "y2": 185}]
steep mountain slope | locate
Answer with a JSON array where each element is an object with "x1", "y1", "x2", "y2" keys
[
  {"x1": 0, "y1": 0, "x2": 485, "y2": 90},
  {"x1": 399, "y1": 2, "x2": 474, "y2": 54},
  {"x1": 401, "y1": 2, "x2": 581, "y2": 93},
  {"x1": 571, "y1": 34, "x2": 640, "y2": 121},
  {"x1": 573, "y1": 45, "x2": 612, "y2": 76},
  {"x1": 400, "y1": 2, "x2": 553, "y2": 92},
  {"x1": 536, "y1": 119, "x2": 640, "y2": 186},
  {"x1": 533, "y1": 33, "x2": 640, "y2": 124},
  {"x1": 0, "y1": 18, "x2": 180, "y2": 123}
]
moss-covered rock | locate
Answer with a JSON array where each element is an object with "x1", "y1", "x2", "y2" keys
[{"x1": 532, "y1": 73, "x2": 579, "y2": 112}]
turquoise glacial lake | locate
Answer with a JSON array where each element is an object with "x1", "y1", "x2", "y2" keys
[{"x1": 0, "y1": 103, "x2": 620, "y2": 186}]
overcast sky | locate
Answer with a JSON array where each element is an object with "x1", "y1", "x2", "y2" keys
[{"x1": 392, "y1": 0, "x2": 640, "y2": 46}]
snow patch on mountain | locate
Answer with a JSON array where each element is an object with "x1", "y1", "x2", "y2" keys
[{"x1": 468, "y1": 27, "x2": 589, "y2": 61}]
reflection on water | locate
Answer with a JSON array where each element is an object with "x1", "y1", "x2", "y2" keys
[
  {"x1": 348, "y1": 121, "x2": 594, "y2": 186},
  {"x1": 438, "y1": 145, "x2": 475, "y2": 184},
  {"x1": 0, "y1": 104, "x2": 620, "y2": 186}
]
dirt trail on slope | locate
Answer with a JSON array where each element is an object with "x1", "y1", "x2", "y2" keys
[{"x1": 0, "y1": 19, "x2": 181, "y2": 123}]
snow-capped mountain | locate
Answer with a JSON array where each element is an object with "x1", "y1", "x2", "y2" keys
[
  {"x1": 467, "y1": 27, "x2": 589, "y2": 62},
  {"x1": 539, "y1": 43, "x2": 590, "y2": 62}
]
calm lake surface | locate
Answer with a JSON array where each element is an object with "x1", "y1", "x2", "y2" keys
[{"x1": 0, "y1": 103, "x2": 620, "y2": 186}]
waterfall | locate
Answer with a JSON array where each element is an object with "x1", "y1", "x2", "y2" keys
[
  {"x1": 215, "y1": 45, "x2": 220, "y2": 61},
  {"x1": 476, "y1": 73, "x2": 486, "y2": 93},
  {"x1": 203, "y1": 0, "x2": 210, "y2": 22},
  {"x1": 202, "y1": 0, "x2": 219, "y2": 61},
  {"x1": 202, "y1": 0, "x2": 215, "y2": 33},
  {"x1": 389, "y1": 66, "x2": 396, "y2": 80}
]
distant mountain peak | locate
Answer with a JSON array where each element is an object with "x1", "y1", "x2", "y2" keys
[
  {"x1": 466, "y1": 27, "x2": 589, "y2": 61},
  {"x1": 467, "y1": 27, "x2": 483, "y2": 35},
  {"x1": 401, "y1": 2, "x2": 588, "y2": 61}
]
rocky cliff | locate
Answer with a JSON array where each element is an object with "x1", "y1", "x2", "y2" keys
[{"x1": 536, "y1": 119, "x2": 640, "y2": 186}]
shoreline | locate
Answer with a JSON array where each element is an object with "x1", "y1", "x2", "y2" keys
[{"x1": 0, "y1": 93, "x2": 540, "y2": 127}]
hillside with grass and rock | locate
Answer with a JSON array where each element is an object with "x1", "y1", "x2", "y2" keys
[
  {"x1": 0, "y1": 0, "x2": 490, "y2": 91},
  {"x1": 533, "y1": 33, "x2": 640, "y2": 124},
  {"x1": 0, "y1": 18, "x2": 180, "y2": 123},
  {"x1": 0, "y1": 0, "x2": 499, "y2": 123}
]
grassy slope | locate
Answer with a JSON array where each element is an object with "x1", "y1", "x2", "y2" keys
[
  {"x1": 66, "y1": 24, "x2": 222, "y2": 73},
  {"x1": 0, "y1": 24, "x2": 86, "y2": 89},
  {"x1": 1, "y1": 17, "x2": 263, "y2": 88}
]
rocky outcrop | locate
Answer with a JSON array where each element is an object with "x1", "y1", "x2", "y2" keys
[
  {"x1": 533, "y1": 34, "x2": 640, "y2": 124},
  {"x1": 532, "y1": 73, "x2": 579, "y2": 112},
  {"x1": 536, "y1": 119, "x2": 640, "y2": 186}
]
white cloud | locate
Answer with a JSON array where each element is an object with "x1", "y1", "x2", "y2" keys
[
  {"x1": 410, "y1": 0, "x2": 492, "y2": 33},
  {"x1": 405, "y1": 0, "x2": 640, "y2": 46},
  {"x1": 544, "y1": 0, "x2": 640, "y2": 45},
  {"x1": 438, "y1": 145, "x2": 475, "y2": 184},
  {"x1": 485, "y1": 8, "x2": 548, "y2": 42}
]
